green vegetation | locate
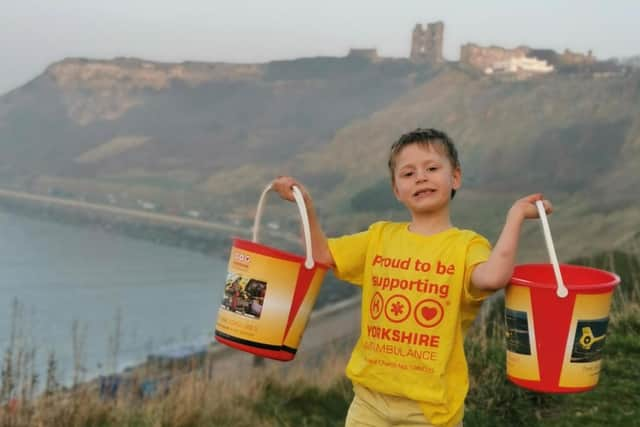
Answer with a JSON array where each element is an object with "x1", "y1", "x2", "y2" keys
[
  {"x1": 98, "y1": 175, "x2": 195, "y2": 191},
  {"x1": 349, "y1": 178, "x2": 400, "y2": 213},
  {"x1": 1, "y1": 250, "x2": 638, "y2": 426},
  {"x1": 464, "y1": 300, "x2": 640, "y2": 427}
]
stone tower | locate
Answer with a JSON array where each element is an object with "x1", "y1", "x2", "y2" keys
[{"x1": 410, "y1": 21, "x2": 444, "y2": 63}]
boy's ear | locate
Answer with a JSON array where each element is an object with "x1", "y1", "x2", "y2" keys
[
  {"x1": 453, "y1": 168, "x2": 462, "y2": 190},
  {"x1": 391, "y1": 181, "x2": 400, "y2": 200}
]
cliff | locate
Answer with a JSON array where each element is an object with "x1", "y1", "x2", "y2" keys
[
  {"x1": 44, "y1": 58, "x2": 263, "y2": 125},
  {"x1": 1, "y1": 55, "x2": 639, "y2": 261}
]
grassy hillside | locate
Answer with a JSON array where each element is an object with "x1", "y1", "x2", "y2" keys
[
  {"x1": 279, "y1": 67, "x2": 640, "y2": 262},
  {"x1": 1, "y1": 58, "x2": 639, "y2": 262}
]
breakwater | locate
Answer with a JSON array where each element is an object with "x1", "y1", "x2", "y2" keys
[
  {"x1": 0, "y1": 188, "x2": 249, "y2": 257},
  {"x1": 0, "y1": 188, "x2": 358, "y2": 308}
]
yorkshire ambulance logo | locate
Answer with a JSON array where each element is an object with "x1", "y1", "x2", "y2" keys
[{"x1": 414, "y1": 299, "x2": 444, "y2": 328}]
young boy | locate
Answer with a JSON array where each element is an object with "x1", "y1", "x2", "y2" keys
[{"x1": 271, "y1": 128, "x2": 552, "y2": 427}]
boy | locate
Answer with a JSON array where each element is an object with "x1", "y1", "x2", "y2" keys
[{"x1": 272, "y1": 128, "x2": 552, "y2": 427}]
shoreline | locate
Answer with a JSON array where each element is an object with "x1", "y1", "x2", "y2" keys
[
  {"x1": 0, "y1": 191, "x2": 361, "y2": 396},
  {"x1": 0, "y1": 189, "x2": 358, "y2": 309},
  {"x1": 86, "y1": 294, "x2": 362, "y2": 400}
]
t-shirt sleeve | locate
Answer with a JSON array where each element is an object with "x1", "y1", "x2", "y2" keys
[
  {"x1": 327, "y1": 226, "x2": 373, "y2": 287},
  {"x1": 462, "y1": 234, "x2": 493, "y2": 303}
]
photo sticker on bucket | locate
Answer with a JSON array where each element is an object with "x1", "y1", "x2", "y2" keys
[
  {"x1": 222, "y1": 272, "x2": 267, "y2": 319},
  {"x1": 505, "y1": 309, "x2": 532, "y2": 355},
  {"x1": 570, "y1": 318, "x2": 609, "y2": 363},
  {"x1": 504, "y1": 283, "x2": 540, "y2": 382}
]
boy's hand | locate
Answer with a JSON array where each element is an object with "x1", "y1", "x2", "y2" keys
[
  {"x1": 472, "y1": 193, "x2": 554, "y2": 291},
  {"x1": 270, "y1": 175, "x2": 333, "y2": 266},
  {"x1": 510, "y1": 194, "x2": 553, "y2": 221},
  {"x1": 271, "y1": 176, "x2": 310, "y2": 203}
]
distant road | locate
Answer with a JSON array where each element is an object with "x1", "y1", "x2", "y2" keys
[
  {"x1": 0, "y1": 187, "x2": 307, "y2": 246},
  {"x1": 0, "y1": 187, "x2": 254, "y2": 235}
]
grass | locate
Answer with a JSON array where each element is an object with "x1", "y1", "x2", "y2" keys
[
  {"x1": 1, "y1": 349, "x2": 355, "y2": 427},
  {"x1": 1, "y1": 250, "x2": 639, "y2": 427},
  {"x1": 97, "y1": 175, "x2": 194, "y2": 191},
  {"x1": 464, "y1": 299, "x2": 640, "y2": 427},
  {"x1": 74, "y1": 137, "x2": 152, "y2": 164}
]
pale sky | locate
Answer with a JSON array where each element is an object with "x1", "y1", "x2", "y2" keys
[{"x1": 2, "y1": 0, "x2": 639, "y2": 95}]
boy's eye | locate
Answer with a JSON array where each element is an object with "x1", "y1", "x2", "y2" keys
[
  {"x1": 427, "y1": 167, "x2": 438, "y2": 172},
  {"x1": 402, "y1": 171, "x2": 413, "y2": 177}
]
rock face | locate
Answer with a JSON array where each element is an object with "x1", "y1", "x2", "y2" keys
[
  {"x1": 45, "y1": 58, "x2": 263, "y2": 124},
  {"x1": 47, "y1": 58, "x2": 263, "y2": 89},
  {"x1": 410, "y1": 22, "x2": 444, "y2": 63}
]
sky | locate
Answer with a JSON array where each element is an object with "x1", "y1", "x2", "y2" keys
[{"x1": 2, "y1": 0, "x2": 639, "y2": 95}]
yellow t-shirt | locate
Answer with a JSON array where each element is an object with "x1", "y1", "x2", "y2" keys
[{"x1": 328, "y1": 221, "x2": 493, "y2": 427}]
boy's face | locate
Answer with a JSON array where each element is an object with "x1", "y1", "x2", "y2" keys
[{"x1": 391, "y1": 143, "x2": 461, "y2": 216}]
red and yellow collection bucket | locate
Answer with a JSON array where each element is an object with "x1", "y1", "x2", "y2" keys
[
  {"x1": 214, "y1": 184, "x2": 328, "y2": 361},
  {"x1": 505, "y1": 263, "x2": 620, "y2": 393}
]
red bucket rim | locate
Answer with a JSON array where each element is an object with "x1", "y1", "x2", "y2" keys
[
  {"x1": 232, "y1": 238, "x2": 330, "y2": 270},
  {"x1": 511, "y1": 263, "x2": 620, "y2": 291}
]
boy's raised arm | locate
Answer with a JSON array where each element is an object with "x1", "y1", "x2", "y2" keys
[
  {"x1": 271, "y1": 176, "x2": 335, "y2": 267},
  {"x1": 472, "y1": 194, "x2": 553, "y2": 291}
]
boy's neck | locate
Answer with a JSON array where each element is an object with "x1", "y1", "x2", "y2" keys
[{"x1": 408, "y1": 211, "x2": 453, "y2": 236}]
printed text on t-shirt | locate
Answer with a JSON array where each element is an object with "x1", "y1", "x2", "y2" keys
[{"x1": 372, "y1": 255, "x2": 455, "y2": 275}]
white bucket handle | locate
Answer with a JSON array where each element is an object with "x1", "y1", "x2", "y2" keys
[
  {"x1": 535, "y1": 200, "x2": 568, "y2": 298},
  {"x1": 252, "y1": 183, "x2": 315, "y2": 270}
]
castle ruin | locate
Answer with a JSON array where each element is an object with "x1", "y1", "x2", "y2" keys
[{"x1": 410, "y1": 22, "x2": 444, "y2": 63}]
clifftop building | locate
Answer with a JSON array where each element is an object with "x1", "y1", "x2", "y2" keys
[
  {"x1": 460, "y1": 43, "x2": 600, "y2": 76},
  {"x1": 486, "y1": 56, "x2": 554, "y2": 78},
  {"x1": 410, "y1": 22, "x2": 444, "y2": 63}
]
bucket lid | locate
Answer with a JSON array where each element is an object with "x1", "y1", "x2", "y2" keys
[{"x1": 511, "y1": 263, "x2": 620, "y2": 292}]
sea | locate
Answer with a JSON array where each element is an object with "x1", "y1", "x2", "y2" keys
[{"x1": 0, "y1": 210, "x2": 229, "y2": 386}]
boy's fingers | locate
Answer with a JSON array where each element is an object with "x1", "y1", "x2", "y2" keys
[
  {"x1": 523, "y1": 193, "x2": 543, "y2": 203},
  {"x1": 531, "y1": 199, "x2": 552, "y2": 216},
  {"x1": 272, "y1": 176, "x2": 298, "y2": 200}
]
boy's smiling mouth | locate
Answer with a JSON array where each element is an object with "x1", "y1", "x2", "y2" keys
[{"x1": 413, "y1": 188, "x2": 436, "y2": 198}]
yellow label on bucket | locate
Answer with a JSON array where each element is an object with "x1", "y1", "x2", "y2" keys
[
  {"x1": 216, "y1": 246, "x2": 302, "y2": 347},
  {"x1": 505, "y1": 285, "x2": 540, "y2": 381},
  {"x1": 559, "y1": 292, "x2": 613, "y2": 388}
]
